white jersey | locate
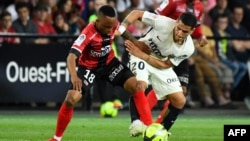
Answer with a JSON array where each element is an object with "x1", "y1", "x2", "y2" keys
[
  {"x1": 139, "y1": 11, "x2": 195, "y2": 66},
  {"x1": 129, "y1": 11, "x2": 195, "y2": 100}
]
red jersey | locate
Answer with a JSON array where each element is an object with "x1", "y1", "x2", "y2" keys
[
  {"x1": 0, "y1": 27, "x2": 17, "y2": 43},
  {"x1": 33, "y1": 19, "x2": 56, "y2": 34},
  {"x1": 71, "y1": 22, "x2": 118, "y2": 69},
  {"x1": 155, "y1": 0, "x2": 204, "y2": 38}
]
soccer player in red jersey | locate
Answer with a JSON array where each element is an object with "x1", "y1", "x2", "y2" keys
[{"x1": 47, "y1": 5, "x2": 152, "y2": 141}]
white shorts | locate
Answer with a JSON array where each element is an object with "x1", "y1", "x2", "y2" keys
[{"x1": 129, "y1": 55, "x2": 183, "y2": 100}]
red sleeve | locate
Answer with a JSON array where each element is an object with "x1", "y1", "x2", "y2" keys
[
  {"x1": 72, "y1": 25, "x2": 92, "y2": 52},
  {"x1": 194, "y1": 0, "x2": 204, "y2": 22},
  {"x1": 155, "y1": 0, "x2": 176, "y2": 16},
  {"x1": 191, "y1": 25, "x2": 203, "y2": 39},
  {"x1": 192, "y1": 1, "x2": 204, "y2": 39}
]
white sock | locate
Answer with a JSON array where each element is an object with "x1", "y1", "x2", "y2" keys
[{"x1": 53, "y1": 135, "x2": 62, "y2": 141}]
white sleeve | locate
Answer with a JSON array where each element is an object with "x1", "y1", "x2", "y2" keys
[
  {"x1": 141, "y1": 11, "x2": 158, "y2": 27},
  {"x1": 141, "y1": 11, "x2": 176, "y2": 31}
]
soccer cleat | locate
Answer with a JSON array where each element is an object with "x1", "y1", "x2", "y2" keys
[{"x1": 129, "y1": 119, "x2": 147, "y2": 137}]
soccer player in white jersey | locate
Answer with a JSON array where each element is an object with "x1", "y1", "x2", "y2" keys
[{"x1": 117, "y1": 11, "x2": 197, "y2": 136}]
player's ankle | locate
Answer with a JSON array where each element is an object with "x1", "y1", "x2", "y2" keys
[{"x1": 53, "y1": 135, "x2": 62, "y2": 141}]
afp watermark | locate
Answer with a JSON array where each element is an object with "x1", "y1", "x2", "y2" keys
[{"x1": 224, "y1": 125, "x2": 250, "y2": 141}]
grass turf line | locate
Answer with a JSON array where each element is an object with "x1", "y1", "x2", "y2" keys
[{"x1": 0, "y1": 112, "x2": 249, "y2": 141}]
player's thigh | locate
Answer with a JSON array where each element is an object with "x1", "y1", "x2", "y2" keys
[
  {"x1": 150, "y1": 68, "x2": 183, "y2": 100},
  {"x1": 67, "y1": 67, "x2": 96, "y2": 102},
  {"x1": 105, "y1": 58, "x2": 136, "y2": 92},
  {"x1": 129, "y1": 55, "x2": 150, "y2": 85}
]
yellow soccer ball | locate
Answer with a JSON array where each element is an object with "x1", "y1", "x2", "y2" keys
[
  {"x1": 143, "y1": 123, "x2": 169, "y2": 141},
  {"x1": 100, "y1": 101, "x2": 118, "y2": 118}
]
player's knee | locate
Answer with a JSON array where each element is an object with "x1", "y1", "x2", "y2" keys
[
  {"x1": 180, "y1": 97, "x2": 186, "y2": 106},
  {"x1": 64, "y1": 90, "x2": 82, "y2": 106},
  {"x1": 169, "y1": 94, "x2": 186, "y2": 108},
  {"x1": 135, "y1": 81, "x2": 147, "y2": 91},
  {"x1": 64, "y1": 100, "x2": 74, "y2": 107}
]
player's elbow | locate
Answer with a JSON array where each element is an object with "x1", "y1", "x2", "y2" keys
[
  {"x1": 154, "y1": 63, "x2": 171, "y2": 69},
  {"x1": 158, "y1": 61, "x2": 172, "y2": 69},
  {"x1": 130, "y1": 10, "x2": 144, "y2": 21},
  {"x1": 67, "y1": 53, "x2": 78, "y2": 63},
  {"x1": 160, "y1": 64, "x2": 171, "y2": 69}
]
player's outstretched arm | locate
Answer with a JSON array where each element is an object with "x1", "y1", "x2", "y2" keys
[
  {"x1": 121, "y1": 10, "x2": 144, "y2": 27},
  {"x1": 125, "y1": 40, "x2": 172, "y2": 69},
  {"x1": 115, "y1": 27, "x2": 152, "y2": 54},
  {"x1": 117, "y1": 10, "x2": 144, "y2": 35}
]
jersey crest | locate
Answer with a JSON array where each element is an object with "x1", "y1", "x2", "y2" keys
[{"x1": 74, "y1": 34, "x2": 86, "y2": 46}]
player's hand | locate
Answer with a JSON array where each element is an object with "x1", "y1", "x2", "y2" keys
[
  {"x1": 125, "y1": 40, "x2": 145, "y2": 58},
  {"x1": 71, "y1": 75, "x2": 82, "y2": 92},
  {"x1": 132, "y1": 40, "x2": 151, "y2": 55},
  {"x1": 198, "y1": 35, "x2": 208, "y2": 47}
]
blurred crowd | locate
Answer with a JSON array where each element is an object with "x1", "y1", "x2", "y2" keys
[{"x1": 0, "y1": 0, "x2": 250, "y2": 110}]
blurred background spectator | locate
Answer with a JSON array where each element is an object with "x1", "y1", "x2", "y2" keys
[
  {"x1": 35, "y1": 0, "x2": 58, "y2": 24},
  {"x1": 32, "y1": 4, "x2": 56, "y2": 44},
  {"x1": 226, "y1": 5, "x2": 250, "y2": 63},
  {"x1": 56, "y1": 0, "x2": 86, "y2": 35},
  {"x1": 212, "y1": 13, "x2": 247, "y2": 91},
  {"x1": 6, "y1": 0, "x2": 30, "y2": 22},
  {"x1": 199, "y1": 23, "x2": 234, "y2": 102},
  {"x1": 209, "y1": 0, "x2": 231, "y2": 23},
  {"x1": 12, "y1": 1, "x2": 38, "y2": 44},
  {"x1": 201, "y1": 0, "x2": 213, "y2": 27},
  {"x1": 52, "y1": 11, "x2": 70, "y2": 35},
  {"x1": 0, "y1": 11, "x2": 20, "y2": 44}
]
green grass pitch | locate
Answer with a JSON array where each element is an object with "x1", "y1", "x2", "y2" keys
[{"x1": 0, "y1": 110, "x2": 249, "y2": 141}]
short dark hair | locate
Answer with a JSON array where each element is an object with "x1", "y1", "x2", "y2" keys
[
  {"x1": 214, "y1": 13, "x2": 228, "y2": 23},
  {"x1": 178, "y1": 12, "x2": 197, "y2": 29},
  {"x1": 231, "y1": 5, "x2": 244, "y2": 13},
  {"x1": 15, "y1": 2, "x2": 30, "y2": 12},
  {"x1": 0, "y1": 11, "x2": 11, "y2": 20},
  {"x1": 98, "y1": 5, "x2": 116, "y2": 17}
]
